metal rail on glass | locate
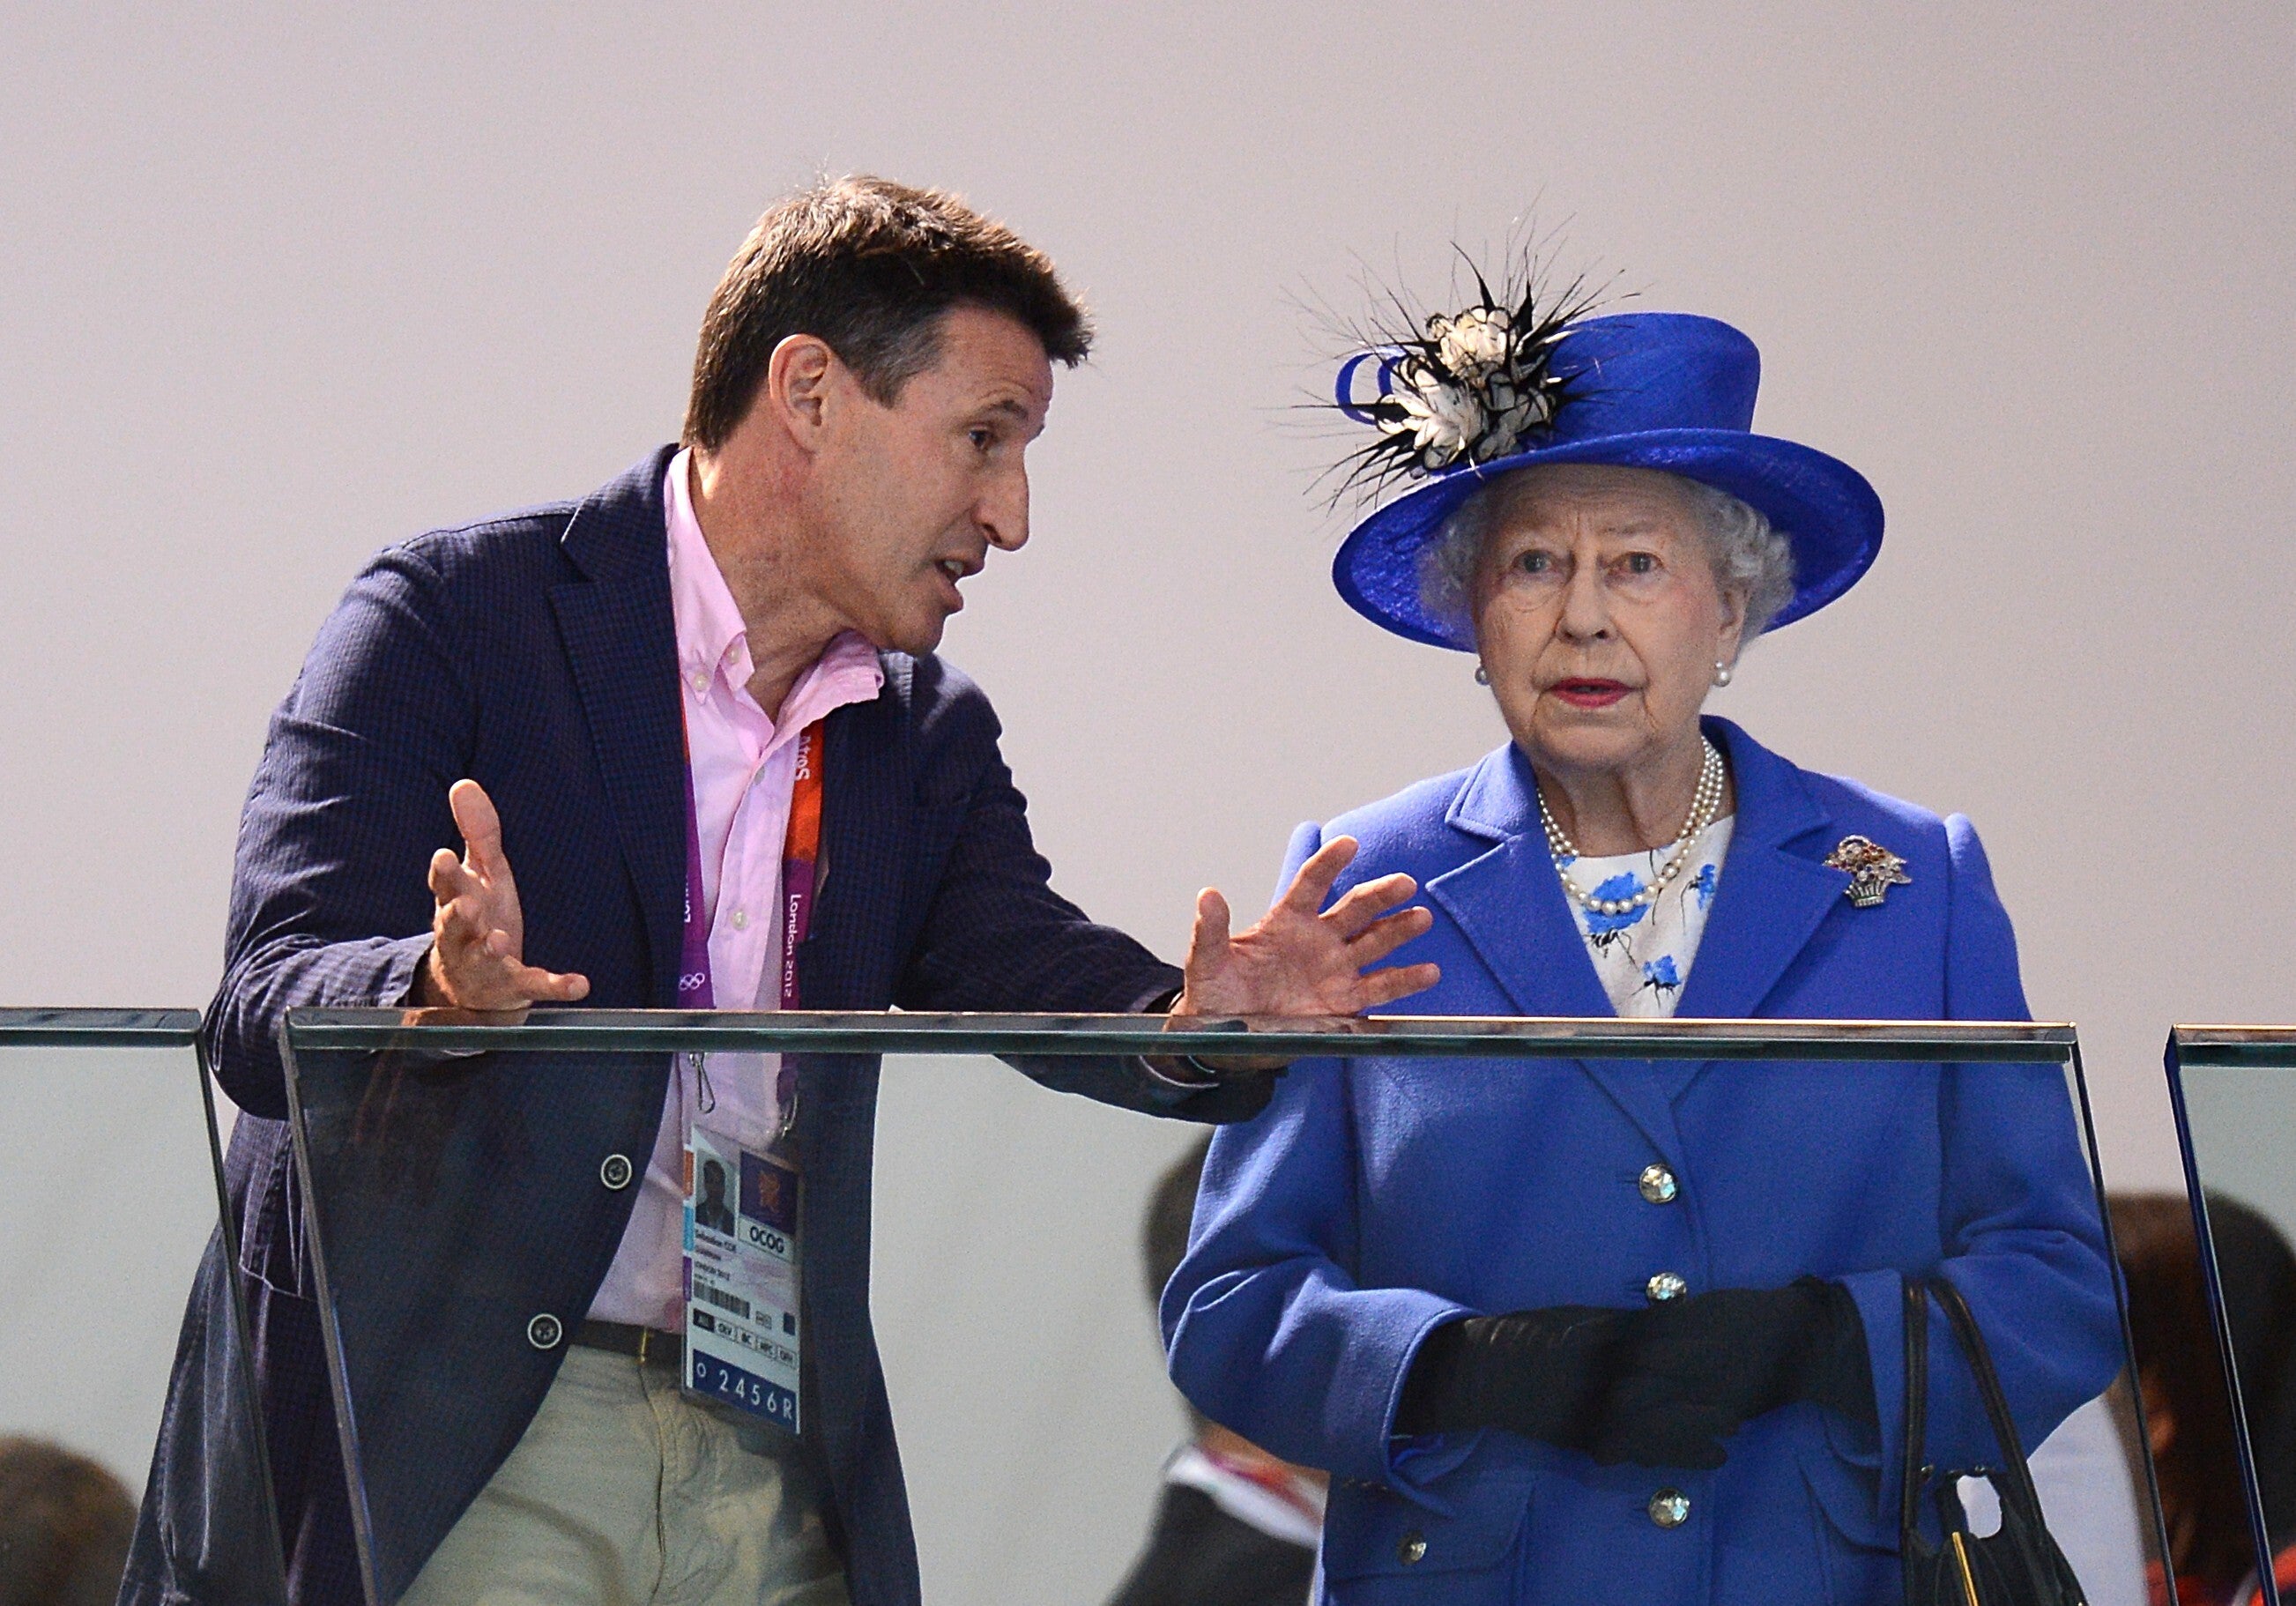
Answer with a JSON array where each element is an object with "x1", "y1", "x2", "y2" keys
[
  {"x1": 0, "y1": 1006, "x2": 203, "y2": 1048},
  {"x1": 282, "y1": 1007, "x2": 2079, "y2": 1061},
  {"x1": 2165, "y1": 1025, "x2": 2296, "y2": 1606},
  {"x1": 2166, "y1": 1024, "x2": 2296, "y2": 1068}
]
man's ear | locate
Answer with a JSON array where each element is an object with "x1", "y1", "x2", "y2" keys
[{"x1": 762, "y1": 333, "x2": 839, "y2": 454}]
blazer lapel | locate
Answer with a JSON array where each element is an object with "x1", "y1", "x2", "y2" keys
[
  {"x1": 1427, "y1": 745, "x2": 1687, "y2": 1162},
  {"x1": 548, "y1": 449, "x2": 687, "y2": 1006}
]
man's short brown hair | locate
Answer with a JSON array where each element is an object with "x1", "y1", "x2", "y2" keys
[{"x1": 682, "y1": 175, "x2": 1091, "y2": 450}]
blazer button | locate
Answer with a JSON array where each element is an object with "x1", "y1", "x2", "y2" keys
[
  {"x1": 599, "y1": 1153, "x2": 635, "y2": 1191},
  {"x1": 1397, "y1": 1531, "x2": 1427, "y2": 1565},
  {"x1": 1646, "y1": 1271, "x2": 1688, "y2": 1304},
  {"x1": 527, "y1": 1313, "x2": 564, "y2": 1350},
  {"x1": 1649, "y1": 1489, "x2": 1690, "y2": 1528},
  {"x1": 1638, "y1": 1163, "x2": 1680, "y2": 1204}
]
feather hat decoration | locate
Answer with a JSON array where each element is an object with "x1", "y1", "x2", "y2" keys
[{"x1": 1329, "y1": 260, "x2": 1608, "y2": 500}]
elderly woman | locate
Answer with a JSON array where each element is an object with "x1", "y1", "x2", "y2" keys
[{"x1": 1162, "y1": 307, "x2": 2123, "y2": 1602}]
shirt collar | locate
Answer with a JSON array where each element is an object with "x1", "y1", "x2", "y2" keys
[
  {"x1": 665, "y1": 448, "x2": 753, "y2": 692},
  {"x1": 665, "y1": 448, "x2": 886, "y2": 721}
]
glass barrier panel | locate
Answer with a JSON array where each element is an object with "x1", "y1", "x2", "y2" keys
[
  {"x1": 0, "y1": 1009, "x2": 286, "y2": 1605},
  {"x1": 2163, "y1": 1027, "x2": 2296, "y2": 1606},
  {"x1": 280, "y1": 1011, "x2": 2169, "y2": 1606}
]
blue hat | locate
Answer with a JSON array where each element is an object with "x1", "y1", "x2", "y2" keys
[{"x1": 1331, "y1": 310, "x2": 1884, "y2": 650}]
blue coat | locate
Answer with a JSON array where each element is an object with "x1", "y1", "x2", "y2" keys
[
  {"x1": 123, "y1": 448, "x2": 1265, "y2": 1606},
  {"x1": 1163, "y1": 721, "x2": 2121, "y2": 1606}
]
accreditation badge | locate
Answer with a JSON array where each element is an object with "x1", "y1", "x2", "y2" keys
[{"x1": 683, "y1": 1124, "x2": 802, "y2": 1433}]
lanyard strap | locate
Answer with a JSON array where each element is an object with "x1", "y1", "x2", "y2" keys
[
  {"x1": 679, "y1": 710, "x2": 827, "y2": 1126},
  {"x1": 775, "y1": 723, "x2": 826, "y2": 1013}
]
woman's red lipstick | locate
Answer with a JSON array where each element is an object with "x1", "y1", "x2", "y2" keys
[{"x1": 1550, "y1": 678, "x2": 1632, "y2": 710}]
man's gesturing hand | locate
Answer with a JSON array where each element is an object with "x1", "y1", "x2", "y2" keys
[
  {"x1": 414, "y1": 780, "x2": 591, "y2": 1010},
  {"x1": 1173, "y1": 836, "x2": 1439, "y2": 1021}
]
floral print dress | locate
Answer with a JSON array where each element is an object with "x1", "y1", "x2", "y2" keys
[{"x1": 1556, "y1": 815, "x2": 1735, "y2": 1019}]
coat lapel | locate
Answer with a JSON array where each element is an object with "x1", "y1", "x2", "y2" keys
[
  {"x1": 547, "y1": 448, "x2": 687, "y2": 1006},
  {"x1": 1425, "y1": 723, "x2": 1848, "y2": 1149},
  {"x1": 1664, "y1": 718, "x2": 1845, "y2": 1102},
  {"x1": 1671, "y1": 718, "x2": 1841, "y2": 1022},
  {"x1": 1426, "y1": 745, "x2": 1688, "y2": 1161},
  {"x1": 1428, "y1": 745, "x2": 1613, "y2": 1021}
]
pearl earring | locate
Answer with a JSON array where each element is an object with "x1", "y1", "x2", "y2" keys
[
  {"x1": 1475, "y1": 664, "x2": 1490, "y2": 686},
  {"x1": 1713, "y1": 661, "x2": 1733, "y2": 688}
]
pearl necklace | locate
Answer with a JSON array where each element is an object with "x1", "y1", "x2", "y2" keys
[{"x1": 1538, "y1": 740, "x2": 1727, "y2": 918}]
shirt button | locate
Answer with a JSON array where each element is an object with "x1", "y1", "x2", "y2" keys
[
  {"x1": 1649, "y1": 1488, "x2": 1690, "y2": 1528},
  {"x1": 599, "y1": 1154, "x2": 634, "y2": 1191},
  {"x1": 1638, "y1": 1164, "x2": 1680, "y2": 1204},
  {"x1": 1646, "y1": 1271, "x2": 1689, "y2": 1304},
  {"x1": 1397, "y1": 1531, "x2": 1427, "y2": 1565},
  {"x1": 731, "y1": 909, "x2": 748, "y2": 930},
  {"x1": 690, "y1": 673, "x2": 709, "y2": 695},
  {"x1": 526, "y1": 1313, "x2": 564, "y2": 1350}
]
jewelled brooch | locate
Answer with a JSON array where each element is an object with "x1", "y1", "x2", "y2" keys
[{"x1": 1824, "y1": 836, "x2": 1913, "y2": 909}]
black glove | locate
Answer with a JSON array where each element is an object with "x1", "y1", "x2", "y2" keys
[
  {"x1": 1396, "y1": 1278, "x2": 1875, "y2": 1469},
  {"x1": 1396, "y1": 1305, "x2": 1643, "y2": 1451},
  {"x1": 1595, "y1": 1276, "x2": 1876, "y2": 1468}
]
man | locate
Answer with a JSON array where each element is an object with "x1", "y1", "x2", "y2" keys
[
  {"x1": 123, "y1": 176, "x2": 1435, "y2": 1606},
  {"x1": 1107, "y1": 1135, "x2": 1325, "y2": 1606}
]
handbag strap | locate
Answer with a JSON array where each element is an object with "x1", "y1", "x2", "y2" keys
[
  {"x1": 1901, "y1": 1275, "x2": 1932, "y2": 1542},
  {"x1": 1925, "y1": 1275, "x2": 2052, "y2": 1523}
]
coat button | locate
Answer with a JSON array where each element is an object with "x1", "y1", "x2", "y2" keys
[
  {"x1": 1649, "y1": 1489, "x2": 1690, "y2": 1528},
  {"x1": 526, "y1": 1313, "x2": 564, "y2": 1350},
  {"x1": 1398, "y1": 1531, "x2": 1427, "y2": 1565},
  {"x1": 1646, "y1": 1271, "x2": 1688, "y2": 1304},
  {"x1": 599, "y1": 1153, "x2": 634, "y2": 1190},
  {"x1": 1638, "y1": 1163, "x2": 1679, "y2": 1204}
]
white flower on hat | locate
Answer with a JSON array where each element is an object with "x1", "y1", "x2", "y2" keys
[
  {"x1": 1382, "y1": 361, "x2": 1486, "y2": 469},
  {"x1": 1329, "y1": 253, "x2": 1606, "y2": 499},
  {"x1": 1432, "y1": 305, "x2": 1513, "y2": 382},
  {"x1": 1481, "y1": 371, "x2": 1557, "y2": 458}
]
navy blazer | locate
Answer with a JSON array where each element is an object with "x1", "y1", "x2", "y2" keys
[
  {"x1": 1163, "y1": 723, "x2": 2121, "y2": 1606},
  {"x1": 124, "y1": 448, "x2": 1265, "y2": 1606}
]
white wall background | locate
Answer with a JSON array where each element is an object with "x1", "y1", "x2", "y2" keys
[{"x1": 4, "y1": 3, "x2": 2292, "y2": 1599}]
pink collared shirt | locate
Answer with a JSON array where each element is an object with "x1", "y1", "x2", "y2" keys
[{"x1": 588, "y1": 449, "x2": 883, "y2": 1331}]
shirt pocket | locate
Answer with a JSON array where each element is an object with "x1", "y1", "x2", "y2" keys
[{"x1": 1320, "y1": 1472, "x2": 1533, "y2": 1604}]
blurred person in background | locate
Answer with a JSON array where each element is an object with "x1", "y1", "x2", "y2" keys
[
  {"x1": 1110, "y1": 1134, "x2": 1324, "y2": 1606},
  {"x1": 0, "y1": 1437, "x2": 136, "y2": 1606},
  {"x1": 2110, "y1": 1193, "x2": 2296, "y2": 1606},
  {"x1": 1163, "y1": 272, "x2": 2123, "y2": 1602}
]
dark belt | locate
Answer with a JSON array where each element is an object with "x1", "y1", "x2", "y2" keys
[{"x1": 574, "y1": 1320, "x2": 681, "y2": 1368}]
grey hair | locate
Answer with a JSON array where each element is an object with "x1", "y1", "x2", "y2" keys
[{"x1": 1419, "y1": 467, "x2": 1798, "y2": 649}]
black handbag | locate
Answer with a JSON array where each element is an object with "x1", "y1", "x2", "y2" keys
[{"x1": 1899, "y1": 1276, "x2": 2090, "y2": 1606}]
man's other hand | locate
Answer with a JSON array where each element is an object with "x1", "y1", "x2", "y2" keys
[
  {"x1": 414, "y1": 779, "x2": 591, "y2": 1009},
  {"x1": 1173, "y1": 835, "x2": 1439, "y2": 1024}
]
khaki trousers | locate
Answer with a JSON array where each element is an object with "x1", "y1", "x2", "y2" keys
[{"x1": 400, "y1": 1344, "x2": 849, "y2": 1606}]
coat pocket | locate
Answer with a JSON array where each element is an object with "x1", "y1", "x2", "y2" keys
[
  {"x1": 1320, "y1": 1473, "x2": 1533, "y2": 1603},
  {"x1": 1800, "y1": 1449, "x2": 1899, "y2": 1606},
  {"x1": 235, "y1": 1127, "x2": 310, "y2": 1300}
]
